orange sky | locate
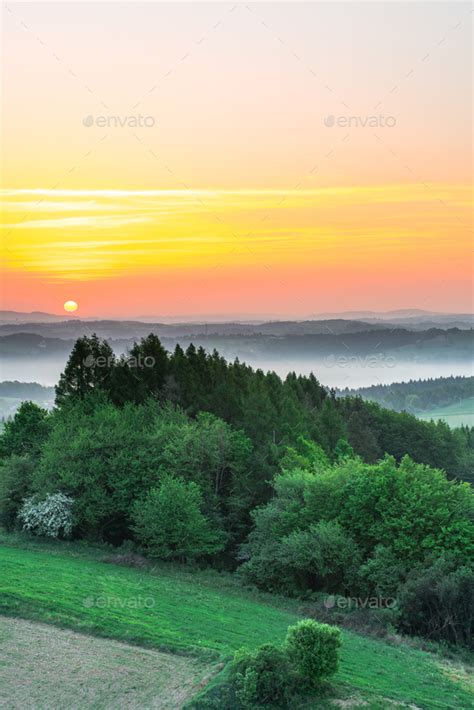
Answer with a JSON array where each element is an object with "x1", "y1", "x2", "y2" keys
[{"x1": 1, "y1": 2, "x2": 472, "y2": 317}]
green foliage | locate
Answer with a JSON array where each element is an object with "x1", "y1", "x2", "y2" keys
[
  {"x1": 345, "y1": 404, "x2": 382, "y2": 463},
  {"x1": 132, "y1": 476, "x2": 224, "y2": 561},
  {"x1": 398, "y1": 555, "x2": 474, "y2": 649},
  {"x1": 0, "y1": 454, "x2": 36, "y2": 530},
  {"x1": 333, "y1": 438, "x2": 356, "y2": 462},
  {"x1": 229, "y1": 619, "x2": 341, "y2": 707},
  {"x1": 241, "y1": 452, "x2": 473, "y2": 649},
  {"x1": 233, "y1": 644, "x2": 295, "y2": 708},
  {"x1": 318, "y1": 398, "x2": 347, "y2": 452},
  {"x1": 241, "y1": 515, "x2": 360, "y2": 596},
  {"x1": 285, "y1": 620, "x2": 341, "y2": 686},
  {"x1": 241, "y1": 456, "x2": 473, "y2": 600},
  {"x1": 55, "y1": 334, "x2": 115, "y2": 405},
  {"x1": 156, "y1": 411, "x2": 255, "y2": 544},
  {"x1": 31, "y1": 397, "x2": 252, "y2": 547},
  {"x1": 12, "y1": 335, "x2": 472, "y2": 655},
  {"x1": 33, "y1": 397, "x2": 171, "y2": 540},
  {"x1": 357, "y1": 545, "x2": 409, "y2": 598},
  {"x1": 54, "y1": 334, "x2": 473, "y2": 482},
  {"x1": 107, "y1": 334, "x2": 170, "y2": 406},
  {"x1": 0, "y1": 401, "x2": 50, "y2": 460},
  {"x1": 334, "y1": 455, "x2": 474, "y2": 564},
  {"x1": 339, "y1": 396, "x2": 471, "y2": 479},
  {"x1": 279, "y1": 436, "x2": 329, "y2": 472}
]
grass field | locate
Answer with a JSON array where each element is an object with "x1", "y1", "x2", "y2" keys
[
  {"x1": 417, "y1": 398, "x2": 474, "y2": 428},
  {"x1": 1, "y1": 536, "x2": 473, "y2": 709},
  {"x1": 0, "y1": 616, "x2": 211, "y2": 709}
]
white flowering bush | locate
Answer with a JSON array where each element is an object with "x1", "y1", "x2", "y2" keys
[{"x1": 18, "y1": 493, "x2": 74, "y2": 538}]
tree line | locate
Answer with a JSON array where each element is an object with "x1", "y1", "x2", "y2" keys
[{"x1": 49, "y1": 334, "x2": 474, "y2": 482}]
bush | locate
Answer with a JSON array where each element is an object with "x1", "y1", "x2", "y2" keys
[
  {"x1": 358, "y1": 545, "x2": 409, "y2": 597},
  {"x1": 229, "y1": 619, "x2": 342, "y2": 707},
  {"x1": 232, "y1": 643, "x2": 295, "y2": 708},
  {"x1": 240, "y1": 455, "x2": 473, "y2": 603},
  {"x1": 398, "y1": 556, "x2": 474, "y2": 649},
  {"x1": 132, "y1": 476, "x2": 224, "y2": 561},
  {"x1": 285, "y1": 619, "x2": 341, "y2": 687},
  {"x1": 18, "y1": 492, "x2": 74, "y2": 538}
]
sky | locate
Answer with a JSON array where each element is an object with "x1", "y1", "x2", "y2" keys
[{"x1": 1, "y1": 2, "x2": 472, "y2": 318}]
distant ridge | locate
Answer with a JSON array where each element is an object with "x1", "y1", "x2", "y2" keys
[
  {"x1": 0, "y1": 311, "x2": 77, "y2": 323},
  {"x1": 1, "y1": 309, "x2": 472, "y2": 325},
  {"x1": 314, "y1": 309, "x2": 473, "y2": 320}
]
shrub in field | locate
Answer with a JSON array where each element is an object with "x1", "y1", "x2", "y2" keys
[
  {"x1": 18, "y1": 492, "x2": 74, "y2": 538},
  {"x1": 285, "y1": 619, "x2": 341, "y2": 688},
  {"x1": 233, "y1": 643, "x2": 295, "y2": 708},
  {"x1": 229, "y1": 619, "x2": 342, "y2": 707}
]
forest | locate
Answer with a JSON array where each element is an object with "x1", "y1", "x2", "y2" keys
[{"x1": 1, "y1": 333, "x2": 473, "y2": 655}]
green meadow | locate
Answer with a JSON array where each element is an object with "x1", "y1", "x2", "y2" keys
[
  {"x1": 417, "y1": 397, "x2": 474, "y2": 428},
  {"x1": 1, "y1": 537, "x2": 472, "y2": 709}
]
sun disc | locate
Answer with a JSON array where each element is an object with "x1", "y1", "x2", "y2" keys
[{"x1": 64, "y1": 300, "x2": 78, "y2": 313}]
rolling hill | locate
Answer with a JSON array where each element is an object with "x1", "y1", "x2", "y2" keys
[{"x1": 1, "y1": 536, "x2": 472, "y2": 709}]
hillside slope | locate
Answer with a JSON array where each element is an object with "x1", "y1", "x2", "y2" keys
[{"x1": 1, "y1": 537, "x2": 472, "y2": 709}]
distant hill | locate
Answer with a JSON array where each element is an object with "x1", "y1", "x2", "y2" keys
[
  {"x1": 339, "y1": 375, "x2": 474, "y2": 416},
  {"x1": 417, "y1": 398, "x2": 474, "y2": 428},
  {"x1": 0, "y1": 380, "x2": 55, "y2": 399},
  {"x1": 315, "y1": 308, "x2": 471, "y2": 319},
  {"x1": 1, "y1": 309, "x2": 472, "y2": 332},
  {"x1": 0, "y1": 311, "x2": 73, "y2": 324},
  {"x1": 0, "y1": 380, "x2": 55, "y2": 420},
  {"x1": 315, "y1": 310, "x2": 474, "y2": 330},
  {"x1": 0, "y1": 333, "x2": 74, "y2": 354},
  {"x1": 1, "y1": 327, "x2": 473, "y2": 361},
  {"x1": 0, "y1": 318, "x2": 384, "y2": 340}
]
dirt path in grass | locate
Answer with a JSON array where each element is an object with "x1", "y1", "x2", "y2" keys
[{"x1": 0, "y1": 616, "x2": 213, "y2": 709}]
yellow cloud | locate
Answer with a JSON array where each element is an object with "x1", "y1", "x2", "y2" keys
[{"x1": 1, "y1": 184, "x2": 471, "y2": 281}]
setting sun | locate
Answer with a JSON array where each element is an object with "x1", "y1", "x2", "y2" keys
[{"x1": 63, "y1": 300, "x2": 78, "y2": 313}]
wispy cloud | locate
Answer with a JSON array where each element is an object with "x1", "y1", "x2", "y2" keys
[
  {"x1": 2, "y1": 184, "x2": 471, "y2": 282},
  {"x1": 3, "y1": 215, "x2": 151, "y2": 230}
]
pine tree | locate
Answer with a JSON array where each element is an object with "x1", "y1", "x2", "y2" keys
[{"x1": 55, "y1": 334, "x2": 115, "y2": 405}]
